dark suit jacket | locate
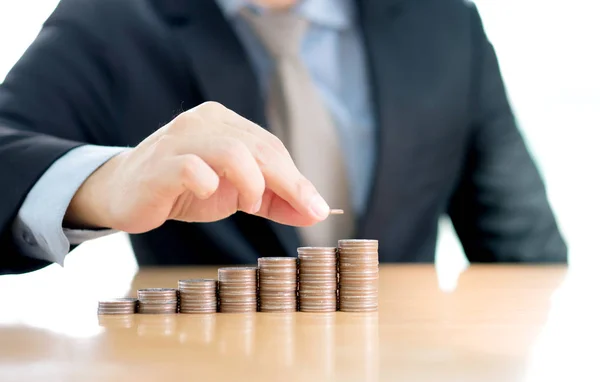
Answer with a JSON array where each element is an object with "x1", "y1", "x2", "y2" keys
[{"x1": 0, "y1": 0, "x2": 567, "y2": 274}]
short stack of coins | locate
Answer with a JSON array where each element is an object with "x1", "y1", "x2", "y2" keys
[
  {"x1": 257, "y1": 257, "x2": 298, "y2": 312},
  {"x1": 97, "y1": 298, "x2": 138, "y2": 315},
  {"x1": 137, "y1": 288, "x2": 179, "y2": 314},
  {"x1": 338, "y1": 239, "x2": 379, "y2": 312},
  {"x1": 178, "y1": 279, "x2": 218, "y2": 313},
  {"x1": 218, "y1": 267, "x2": 258, "y2": 313},
  {"x1": 297, "y1": 247, "x2": 338, "y2": 312}
]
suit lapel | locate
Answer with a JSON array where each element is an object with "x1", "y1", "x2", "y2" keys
[
  {"x1": 357, "y1": 0, "x2": 429, "y2": 256},
  {"x1": 355, "y1": 0, "x2": 405, "y2": 236},
  {"x1": 168, "y1": 1, "x2": 264, "y2": 122},
  {"x1": 357, "y1": 0, "x2": 469, "y2": 262},
  {"x1": 153, "y1": 0, "x2": 301, "y2": 257}
]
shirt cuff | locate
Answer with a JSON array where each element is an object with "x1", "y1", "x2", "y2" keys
[{"x1": 12, "y1": 145, "x2": 127, "y2": 265}]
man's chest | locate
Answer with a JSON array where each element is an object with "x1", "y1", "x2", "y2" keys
[{"x1": 115, "y1": 1, "x2": 473, "y2": 203}]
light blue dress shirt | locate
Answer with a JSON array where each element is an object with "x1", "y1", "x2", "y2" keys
[{"x1": 13, "y1": 0, "x2": 376, "y2": 265}]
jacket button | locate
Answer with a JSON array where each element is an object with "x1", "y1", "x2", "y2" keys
[{"x1": 22, "y1": 231, "x2": 37, "y2": 246}]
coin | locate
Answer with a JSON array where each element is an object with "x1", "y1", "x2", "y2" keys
[
  {"x1": 137, "y1": 288, "x2": 178, "y2": 314},
  {"x1": 297, "y1": 247, "x2": 338, "y2": 312},
  {"x1": 97, "y1": 239, "x2": 379, "y2": 316},
  {"x1": 257, "y1": 257, "x2": 298, "y2": 312},
  {"x1": 218, "y1": 267, "x2": 257, "y2": 313},
  {"x1": 97, "y1": 298, "x2": 138, "y2": 315},
  {"x1": 338, "y1": 239, "x2": 379, "y2": 312},
  {"x1": 178, "y1": 279, "x2": 217, "y2": 314}
]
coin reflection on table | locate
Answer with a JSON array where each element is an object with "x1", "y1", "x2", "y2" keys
[
  {"x1": 297, "y1": 313, "x2": 336, "y2": 378},
  {"x1": 136, "y1": 314, "x2": 177, "y2": 338},
  {"x1": 98, "y1": 314, "x2": 135, "y2": 329},
  {"x1": 256, "y1": 313, "x2": 296, "y2": 367},
  {"x1": 336, "y1": 312, "x2": 379, "y2": 382},
  {"x1": 178, "y1": 313, "x2": 217, "y2": 345},
  {"x1": 216, "y1": 313, "x2": 256, "y2": 357}
]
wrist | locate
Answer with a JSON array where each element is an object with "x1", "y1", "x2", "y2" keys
[{"x1": 64, "y1": 151, "x2": 124, "y2": 230}]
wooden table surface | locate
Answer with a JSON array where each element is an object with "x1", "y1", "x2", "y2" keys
[{"x1": 2, "y1": 264, "x2": 599, "y2": 382}]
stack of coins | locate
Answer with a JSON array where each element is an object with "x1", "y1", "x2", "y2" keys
[
  {"x1": 338, "y1": 239, "x2": 379, "y2": 312},
  {"x1": 137, "y1": 288, "x2": 179, "y2": 314},
  {"x1": 218, "y1": 267, "x2": 258, "y2": 313},
  {"x1": 297, "y1": 247, "x2": 338, "y2": 312},
  {"x1": 178, "y1": 279, "x2": 218, "y2": 313},
  {"x1": 257, "y1": 257, "x2": 298, "y2": 312},
  {"x1": 97, "y1": 298, "x2": 138, "y2": 315}
]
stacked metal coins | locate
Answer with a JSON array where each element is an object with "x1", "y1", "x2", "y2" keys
[
  {"x1": 137, "y1": 288, "x2": 179, "y2": 314},
  {"x1": 218, "y1": 267, "x2": 258, "y2": 313},
  {"x1": 257, "y1": 257, "x2": 298, "y2": 312},
  {"x1": 97, "y1": 298, "x2": 138, "y2": 315},
  {"x1": 178, "y1": 279, "x2": 218, "y2": 313},
  {"x1": 338, "y1": 239, "x2": 379, "y2": 312},
  {"x1": 297, "y1": 247, "x2": 338, "y2": 312}
]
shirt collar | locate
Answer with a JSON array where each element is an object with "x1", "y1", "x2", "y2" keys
[{"x1": 216, "y1": 0, "x2": 353, "y2": 30}]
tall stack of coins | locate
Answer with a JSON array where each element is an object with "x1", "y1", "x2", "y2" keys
[
  {"x1": 338, "y1": 239, "x2": 379, "y2": 312},
  {"x1": 257, "y1": 257, "x2": 298, "y2": 312},
  {"x1": 297, "y1": 247, "x2": 338, "y2": 312},
  {"x1": 137, "y1": 288, "x2": 179, "y2": 314},
  {"x1": 178, "y1": 279, "x2": 218, "y2": 313},
  {"x1": 218, "y1": 267, "x2": 258, "y2": 313},
  {"x1": 97, "y1": 298, "x2": 138, "y2": 315}
]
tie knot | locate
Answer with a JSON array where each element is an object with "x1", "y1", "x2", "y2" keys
[{"x1": 241, "y1": 8, "x2": 308, "y2": 59}]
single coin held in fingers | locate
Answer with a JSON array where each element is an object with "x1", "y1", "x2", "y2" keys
[{"x1": 329, "y1": 209, "x2": 344, "y2": 215}]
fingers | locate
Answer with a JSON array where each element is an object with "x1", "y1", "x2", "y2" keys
[
  {"x1": 155, "y1": 154, "x2": 220, "y2": 201},
  {"x1": 167, "y1": 137, "x2": 266, "y2": 214},
  {"x1": 232, "y1": 129, "x2": 331, "y2": 222},
  {"x1": 201, "y1": 138, "x2": 266, "y2": 214},
  {"x1": 169, "y1": 131, "x2": 330, "y2": 221},
  {"x1": 260, "y1": 161, "x2": 330, "y2": 221},
  {"x1": 170, "y1": 102, "x2": 331, "y2": 222},
  {"x1": 254, "y1": 189, "x2": 318, "y2": 226}
]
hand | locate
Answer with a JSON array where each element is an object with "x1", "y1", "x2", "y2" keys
[{"x1": 65, "y1": 101, "x2": 331, "y2": 233}]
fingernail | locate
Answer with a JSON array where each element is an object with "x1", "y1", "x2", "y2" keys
[
  {"x1": 251, "y1": 199, "x2": 262, "y2": 214},
  {"x1": 310, "y1": 194, "x2": 330, "y2": 219}
]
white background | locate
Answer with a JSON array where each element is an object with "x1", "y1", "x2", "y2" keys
[{"x1": 0, "y1": 0, "x2": 598, "y2": 300}]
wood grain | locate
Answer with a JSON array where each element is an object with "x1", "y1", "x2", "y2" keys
[{"x1": 0, "y1": 265, "x2": 577, "y2": 382}]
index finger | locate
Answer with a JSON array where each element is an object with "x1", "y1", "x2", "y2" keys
[
  {"x1": 216, "y1": 105, "x2": 331, "y2": 222},
  {"x1": 260, "y1": 158, "x2": 331, "y2": 222},
  {"x1": 254, "y1": 189, "x2": 321, "y2": 227},
  {"x1": 226, "y1": 126, "x2": 331, "y2": 222}
]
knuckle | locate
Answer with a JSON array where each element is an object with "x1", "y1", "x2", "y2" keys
[
  {"x1": 295, "y1": 177, "x2": 315, "y2": 198},
  {"x1": 219, "y1": 139, "x2": 248, "y2": 163},
  {"x1": 217, "y1": 139, "x2": 264, "y2": 192},
  {"x1": 197, "y1": 101, "x2": 225, "y2": 116},
  {"x1": 250, "y1": 171, "x2": 266, "y2": 192},
  {"x1": 241, "y1": 170, "x2": 265, "y2": 200},
  {"x1": 204, "y1": 177, "x2": 219, "y2": 195},
  {"x1": 270, "y1": 135, "x2": 287, "y2": 154},
  {"x1": 253, "y1": 140, "x2": 275, "y2": 167},
  {"x1": 178, "y1": 156, "x2": 199, "y2": 181},
  {"x1": 169, "y1": 112, "x2": 196, "y2": 133}
]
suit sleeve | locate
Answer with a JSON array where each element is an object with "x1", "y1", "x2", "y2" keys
[
  {"x1": 447, "y1": 4, "x2": 568, "y2": 263},
  {"x1": 0, "y1": 7, "x2": 117, "y2": 274},
  {"x1": 12, "y1": 145, "x2": 124, "y2": 266}
]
